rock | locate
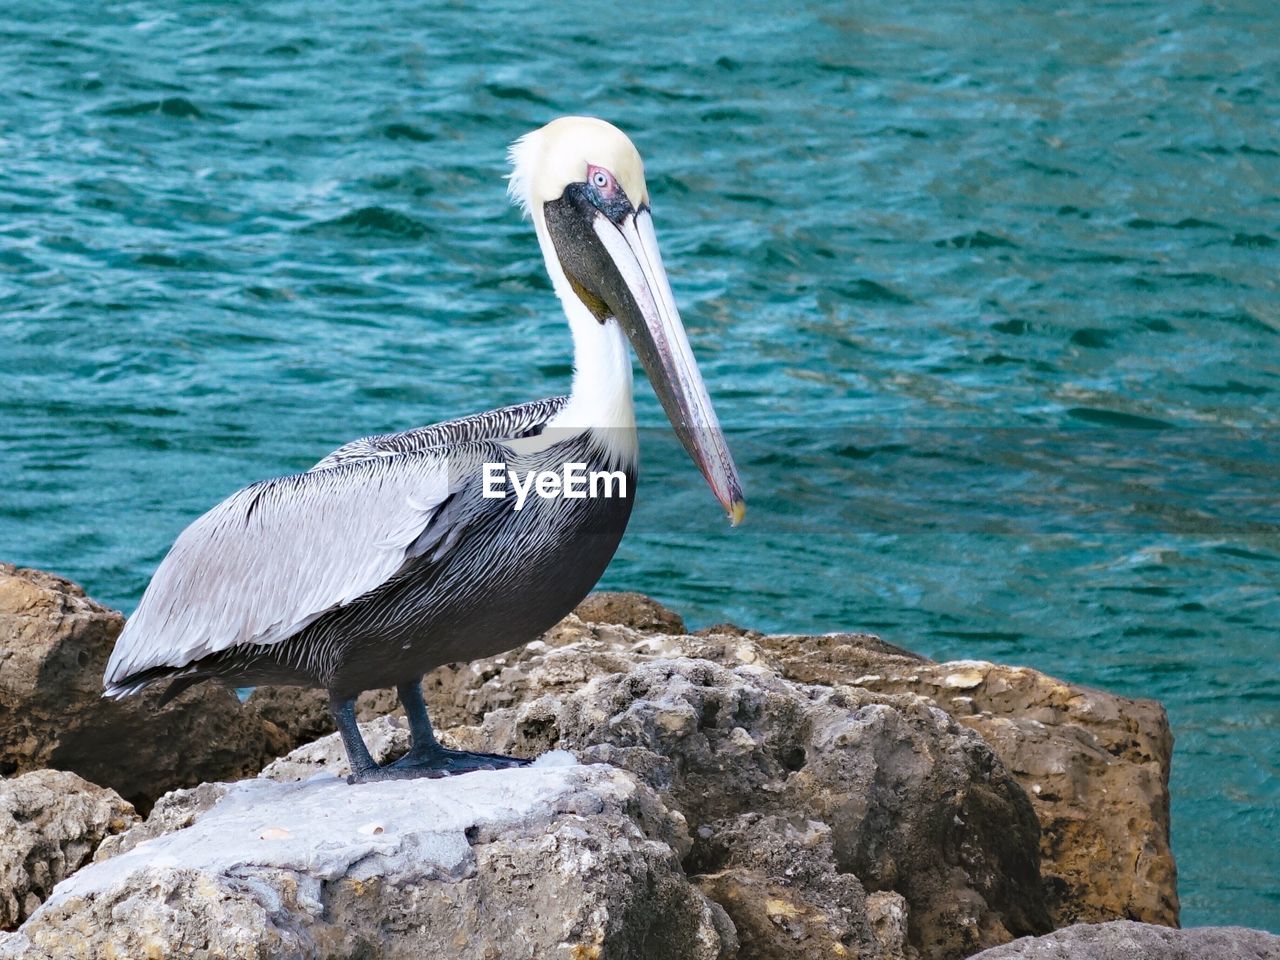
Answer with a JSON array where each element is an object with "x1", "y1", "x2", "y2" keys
[
  {"x1": 0, "y1": 932, "x2": 39, "y2": 959},
  {"x1": 224, "y1": 654, "x2": 1053, "y2": 958},
  {"x1": 239, "y1": 684, "x2": 336, "y2": 747},
  {"x1": 968, "y1": 920, "x2": 1280, "y2": 959},
  {"x1": 573, "y1": 591, "x2": 687, "y2": 634},
  {"x1": 450, "y1": 656, "x2": 1051, "y2": 958},
  {"x1": 867, "y1": 891, "x2": 910, "y2": 960},
  {"x1": 0, "y1": 770, "x2": 137, "y2": 930},
  {"x1": 92, "y1": 781, "x2": 231, "y2": 862},
  {"x1": 692, "y1": 815, "x2": 879, "y2": 959},
  {"x1": 1, "y1": 571, "x2": 1178, "y2": 956},
  {"x1": 0, "y1": 564, "x2": 303, "y2": 811},
  {"x1": 796, "y1": 648, "x2": 1177, "y2": 927},
  {"x1": 260, "y1": 714, "x2": 411, "y2": 783},
  {"x1": 17, "y1": 758, "x2": 734, "y2": 960},
  {"x1": 400, "y1": 619, "x2": 1175, "y2": 932}
]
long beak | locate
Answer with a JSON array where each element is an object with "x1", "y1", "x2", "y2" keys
[{"x1": 592, "y1": 207, "x2": 746, "y2": 525}]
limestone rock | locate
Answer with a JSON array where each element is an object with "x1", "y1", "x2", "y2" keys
[
  {"x1": 691, "y1": 815, "x2": 878, "y2": 959},
  {"x1": 0, "y1": 932, "x2": 39, "y2": 959},
  {"x1": 92, "y1": 781, "x2": 231, "y2": 862},
  {"x1": 774, "y1": 641, "x2": 1177, "y2": 926},
  {"x1": 0, "y1": 770, "x2": 136, "y2": 930},
  {"x1": 240, "y1": 684, "x2": 336, "y2": 747},
  {"x1": 867, "y1": 891, "x2": 910, "y2": 960},
  {"x1": 403, "y1": 619, "x2": 1176, "y2": 932},
  {"x1": 1, "y1": 569, "x2": 1179, "y2": 957},
  {"x1": 968, "y1": 920, "x2": 1280, "y2": 959},
  {"x1": 573, "y1": 591, "x2": 687, "y2": 634},
  {"x1": 17, "y1": 758, "x2": 733, "y2": 960},
  {"x1": 260, "y1": 714, "x2": 411, "y2": 783},
  {"x1": 0, "y1": 565, "x2": 298, "y2": 811},
  {"x1": 262, "y1": 650, "x2": 1050, "y2": 958},
  {"x1": 451, "y1": 656, "x2": 1051, "y2": 959}
]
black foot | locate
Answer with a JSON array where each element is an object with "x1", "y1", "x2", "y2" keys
[{"x1": 347, "y1": 748, "x2": 531, "y2": 785}]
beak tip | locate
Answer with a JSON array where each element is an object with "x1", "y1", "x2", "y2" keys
[{"x1": 728, "y1": 499, "x2": 746, "y2": 527}]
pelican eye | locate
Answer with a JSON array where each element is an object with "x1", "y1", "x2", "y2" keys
[
  {"x1": 587, "y1": 165, "x2": 617, "y2": 193},
  {"x1": 583, "y1": 164, "x2": 631, "y2": 224}
]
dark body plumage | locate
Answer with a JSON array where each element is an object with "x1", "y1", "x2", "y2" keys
[{"x1": 113, "y1": 397, "x2": 634, "y2": 703}]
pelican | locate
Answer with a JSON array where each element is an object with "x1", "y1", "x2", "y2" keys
[{"x1": 103, "y1": 117, "x2": 745, "y2": 783}]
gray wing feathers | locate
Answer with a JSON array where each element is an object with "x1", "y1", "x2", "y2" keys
[{"x1": 104, "y1": 453, "x2": 455, "y2": 685}]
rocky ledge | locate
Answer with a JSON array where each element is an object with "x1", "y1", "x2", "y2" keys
[
  {"x1": 7, "y1": 755, "x2": 736, "y2": 960},
  {"x1": 0, "y1": 563, "x2": 1269, "y2": 959}
]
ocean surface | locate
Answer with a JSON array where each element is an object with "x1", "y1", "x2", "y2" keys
[{"x1": 1, "y1": 0, "x2": 1276, "y2": 931}]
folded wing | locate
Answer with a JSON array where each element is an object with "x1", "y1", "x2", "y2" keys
[{"x1": 103, "y1": 451, "x2": 460, "y2": 690}]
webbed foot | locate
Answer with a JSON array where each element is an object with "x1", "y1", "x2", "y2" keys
[
  {"x1": 337, "y1": 679, "x2": 532, "y2": 784},
  {"x1": 346, "y1": 748, "x2": 531, "y2": 784}
]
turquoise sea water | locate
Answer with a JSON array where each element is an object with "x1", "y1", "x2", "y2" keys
[{"x1": 1, "y1": 0, "x2": 1276, "y2": 930}]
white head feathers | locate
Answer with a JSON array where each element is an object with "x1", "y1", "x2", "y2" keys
[{"x1": 507, "y1": 116, "x2": 649, "y2": 217}]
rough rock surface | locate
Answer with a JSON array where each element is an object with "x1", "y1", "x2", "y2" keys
[
  {"x1": 395, "y1": 614, "x2": 1175, "y2": 931},
  {"x1": 261, "y1": 715, "x2": 410, "y2": 783},
  {"x1": 0, "y1": 565, "x2": 298, "y2": 811},
  {"x1": 572, "y1": 591, "x2": 687, "y2": 634},
  {"x1": 11, "y1": 757, "x2": 733, "y2": 960},
  {"x1": 0, "y1": 770, "x2": 136, "y2": 930},
  {"x1": 0, "y1": 572, "x2": 1183, "y2": 958},
  {"x1": 755, "y1": 634, "x2": 1177, "y2": 927},
  {"x1": 968, "y1": 920, "x2": 1280, "y2": 959},
  {"x1": 258, "y1": 653, "x2": 1049, "y2": 959},
  {"x1": 449, "y1": 656, "x2": 1050, "y2": 958}
]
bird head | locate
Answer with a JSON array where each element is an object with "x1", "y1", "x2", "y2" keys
[{"x1": 508, "y1": 117, "x2": 745, "y2": 525}]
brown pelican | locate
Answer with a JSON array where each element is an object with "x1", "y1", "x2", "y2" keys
[{"x1": 103, "y1": 117, "x2": 745, "y2": 782}]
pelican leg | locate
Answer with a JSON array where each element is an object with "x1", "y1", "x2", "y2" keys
[
  {"x1": 330, "y1": 694, "x2": 379, "y2": 783},
  {"x1": 377, "y1": 679, "x2": 530, "y2": 780},
  {"x1": 398, "y1": 679, "x2": 444, "y2": 754}
]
